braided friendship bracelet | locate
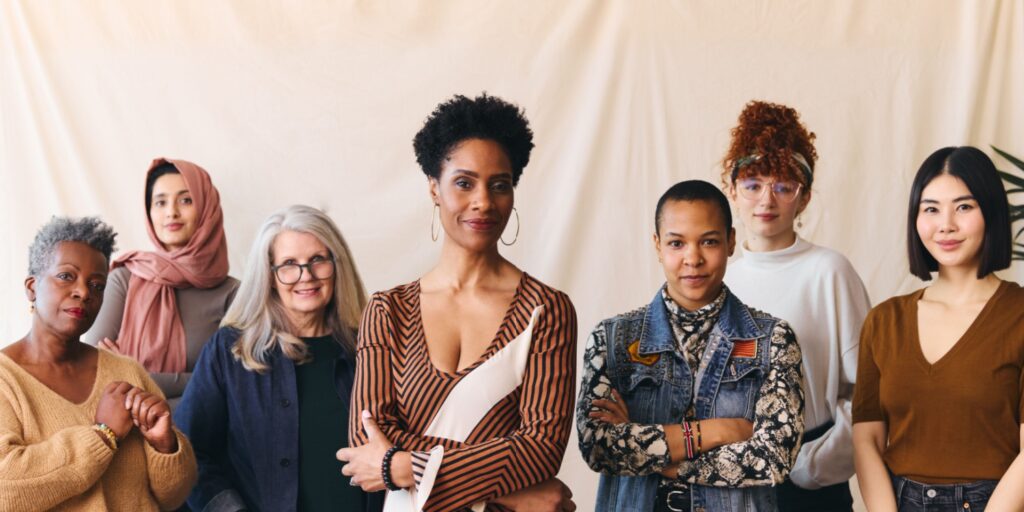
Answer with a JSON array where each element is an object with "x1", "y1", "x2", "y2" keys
[
  {"x1": 681, "y1": 421, "x2": 693, "y2": 459},
  {"x1": 381, "y1": 445, "x2": 402, "y2": 491}
]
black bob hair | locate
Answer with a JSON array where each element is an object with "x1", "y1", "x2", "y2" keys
[
  {"x1": 145, "y1": 162, "x2": 181, "y2": 212},
  {"x1": 907, "y1": 146, "x2": 1011, "y2": 280},
  {"x1": 655, "y1": 180, "x2": 733, "y2": 235},
  {"x1": 412, "y1": 93, "x2": 534, "y2": 186}
]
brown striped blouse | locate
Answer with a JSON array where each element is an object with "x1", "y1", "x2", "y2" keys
[{"x1": 349, "y1": 273, "x2": 578, "y2": 512}]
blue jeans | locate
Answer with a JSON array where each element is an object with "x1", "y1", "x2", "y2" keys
[{"x1": 891, "y1": 474, "x2": 997, "y2": 511}]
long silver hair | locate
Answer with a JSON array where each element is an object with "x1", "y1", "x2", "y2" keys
[{"x1": 224, "y1": 205, "x2": 367, "y2": 372}]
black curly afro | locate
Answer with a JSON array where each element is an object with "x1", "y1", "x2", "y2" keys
[{"x1": 412, "y1": 93, "x2": 534, "y2": 186}]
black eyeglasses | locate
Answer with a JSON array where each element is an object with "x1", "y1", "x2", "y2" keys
[{"x1": 271, "y1": 256, "x2": 335, "y2": 284}]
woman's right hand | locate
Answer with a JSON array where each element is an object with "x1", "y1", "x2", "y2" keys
[
  {"x1": 491, "y1": 478, "x2": 575, "y2": 512},
  {"x1": 94, "y1": 381, "x2": 134, "y2": 438}
]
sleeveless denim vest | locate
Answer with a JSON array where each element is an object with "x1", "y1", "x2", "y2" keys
[{"x1": 594, "y1": 288, "x2": 781, "y2": 512}]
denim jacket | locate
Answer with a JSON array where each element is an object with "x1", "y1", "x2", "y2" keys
[
  {"x1": 176, "y1": 327, "x2": 385, "y2": 512},
  {"x1": 588, "y1": 288, "x2": 803, "y2": 512}
]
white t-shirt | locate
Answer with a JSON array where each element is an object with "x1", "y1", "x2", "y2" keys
[{"x1": 726, "y1": 236, "x2": 870, "y2": 489}]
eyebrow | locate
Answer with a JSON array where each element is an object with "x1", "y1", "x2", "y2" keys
[
  {"x1": 664, "y1": 230, "x2": 722, "y2": 237},
  {"x1": 920, "y1": 195, "x2": 976, "y2": 204},
  {"x1": 275, "y1": 251, "x2": 329, "y2": 262},
  {"x1": 152, "y1": 189, "x2": 190, "y2": 199},
  {"x1": 56, "y1": 263, "x2": 106, "y2": 277},
  {"x1": 452, "y1": 169, "x2": 513, "y2": 180}
]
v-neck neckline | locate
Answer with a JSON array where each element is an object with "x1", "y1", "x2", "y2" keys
[
  {"x1": 413, "y1": 273, "x2": 528, "y2": 379},
  {"x1": 0, "y1": 348, "x2": 105, "y2": 406},
  {"x1": 911, "y1": 280, "x2": 1007, "y2": 372}
]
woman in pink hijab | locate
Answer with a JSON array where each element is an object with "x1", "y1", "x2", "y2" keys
[{"x1": 85, "y1": 158, "x2": 239, "y2": 409}]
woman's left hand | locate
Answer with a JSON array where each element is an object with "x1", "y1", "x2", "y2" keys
[
  {"x1": 337, "y1": 410, "x2": 394, "y2": 492},
  {"x1": 124, "y1": 386, "x2": 178, "y2": 453},
  {"x1": 589, "y1": 388, "x2": 631, "y2": 425}
]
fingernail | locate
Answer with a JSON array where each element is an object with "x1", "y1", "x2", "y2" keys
[{"x1": 362, "y1": 410, "x2": 371, "y2": 419}]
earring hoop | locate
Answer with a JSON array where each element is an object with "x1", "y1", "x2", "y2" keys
[
  {"x1": 501, "y1": 208, "x2": 520, "y2": 246},
  {"x1": 430, "y1": 204, "x2": 440, "y2": 242}
]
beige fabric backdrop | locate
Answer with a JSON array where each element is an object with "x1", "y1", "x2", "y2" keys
[{"x1": 2, "y1": 1, "x2": 1022, "y2": 510}]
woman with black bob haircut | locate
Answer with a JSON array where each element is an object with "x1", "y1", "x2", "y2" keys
[
  {"x1": 339, "y1": 93, "x2": 578, "y2": 512},
  {"x1": 906, "y1": 147, "x2": 1013, "y2": 279},
  {"x1": 853, "y1": 146, "x2": 1024, "y2": 511}
]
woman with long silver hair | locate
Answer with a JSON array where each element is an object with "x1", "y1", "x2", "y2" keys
[{"x1": 177, "y1": 204, "x2": 383, "y2": 512}]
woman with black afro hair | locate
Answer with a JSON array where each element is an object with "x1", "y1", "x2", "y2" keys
[{"x1": 339, "y1": 93, "x2": 579, "y2": 512}]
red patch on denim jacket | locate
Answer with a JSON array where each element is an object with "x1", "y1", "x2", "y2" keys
[{"x1": 730, "y1": 339, "x2": 757, "y2": 359}]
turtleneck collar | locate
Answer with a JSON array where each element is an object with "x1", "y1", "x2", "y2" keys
[
  {"x1": 661, "y1": 285, "x2": 727, "y2": 370},
  {"x1": 739, "y1": 235, "x2": 813, "y2": 268},
  {"x1": 661, "y1": 285, "x2": 727, "y2": 325}
]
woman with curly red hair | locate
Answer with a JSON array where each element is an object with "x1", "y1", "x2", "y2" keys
[{"x1": 722, "y1": 101, "x2": 871, "y2": 511}]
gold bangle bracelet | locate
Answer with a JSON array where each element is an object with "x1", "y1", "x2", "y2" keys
[{"x1": 92, "y1": 423, "x2": 118, "y2": 450}]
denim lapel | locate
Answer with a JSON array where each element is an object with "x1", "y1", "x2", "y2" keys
[{"x1": 637, "y1": 287, "x2": 678, "y2": 356}]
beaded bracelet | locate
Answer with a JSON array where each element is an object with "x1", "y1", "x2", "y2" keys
[
  {"x1": 92, "y1": 423, "x2": 118, "y2": 450},
  {"x1": 381, "y1": 446, "x2": 402, "y2": 491}
]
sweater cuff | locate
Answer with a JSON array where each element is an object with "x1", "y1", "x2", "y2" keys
[
  {"x1": 143, "y1": 429, "x2": 193, "y2": 471},
  {"x1": 66, "y1": 426, "x2": 117, "y2": 492},
  {"x1": 143, "y1": 428, "x2": 197, "y2": 507},
  {"x1": 80, "y1": 425, "x2": 117, "y2": 458}
]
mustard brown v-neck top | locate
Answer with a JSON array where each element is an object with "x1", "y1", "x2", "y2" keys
[
  {"x1": 0, "y1": 349, "x2": 197, "y2": 511},
  {"x1": 349, "y1": 273, "x2": 577, "y2": 511},
  {"x1": 852, "y1": 280, "x2": 1024, "y2": 484}
]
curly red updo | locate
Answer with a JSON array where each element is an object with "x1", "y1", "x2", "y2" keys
[{"x1": 721, "y1": 101, "x2": 818, "y2": 189}]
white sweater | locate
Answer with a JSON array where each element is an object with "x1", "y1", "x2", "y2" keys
[{"x1": 725, "y1": 236, "x2": 870, "y2": 489}]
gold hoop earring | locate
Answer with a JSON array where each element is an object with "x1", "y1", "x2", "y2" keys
[
  {"x1": 501, "y1": 208, "x2": 520, "y2": 246},
  {"x1": 431, "y1": 204, "x2": 440, "y2": 242}
]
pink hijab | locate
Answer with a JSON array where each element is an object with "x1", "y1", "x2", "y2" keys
[{"x1": 112, "y1": 158, "x2": 229, "y2": 373}]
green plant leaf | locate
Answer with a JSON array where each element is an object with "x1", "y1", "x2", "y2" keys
[
  {"x1": 993, "y1": 146, "x2": 1024, "y2": 172},
  {"x1": 998, "y1": 170, "x2": 1024, "y2": 190},
  {"x1": 1012, "y1": 206, "x2": 1024, "y2": 222}
]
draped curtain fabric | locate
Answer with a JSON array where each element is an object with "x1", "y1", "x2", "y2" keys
[{"x1": 2, "y1": 2, "x2": 1022, "y2": 510}]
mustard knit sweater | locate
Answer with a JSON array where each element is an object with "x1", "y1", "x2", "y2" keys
[{"x1": 0, "y1": 349, "x2": 197, "y2": 511}]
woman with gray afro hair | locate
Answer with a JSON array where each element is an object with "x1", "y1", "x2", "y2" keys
[
  {"x1": 26, "y1": 216, "x2": 117, "y2": 276},
  {"x1": 0, "y1": 216, "x2": 197, "y2": 510}
]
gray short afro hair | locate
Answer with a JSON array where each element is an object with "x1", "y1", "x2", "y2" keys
[{"x1": 28, "y1": 216, "x2": 118, "y2": 276}]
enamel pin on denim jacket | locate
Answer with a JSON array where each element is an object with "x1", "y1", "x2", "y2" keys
[{"x1": 579, "y1": 287, "x2": 804, "y2": 512}]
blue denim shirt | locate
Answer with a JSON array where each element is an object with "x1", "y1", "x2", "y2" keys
[
  {"x1": 176, "y1": 327, "x2": 384, "y2": 512},
  {"x1": 592, "y1": 288, "x2": 802, "y2": 512}
]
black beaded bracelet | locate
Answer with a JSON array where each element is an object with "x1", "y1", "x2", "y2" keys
[{"x1": 381, "y1": 445, "x2": 402, "y2": 491}]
